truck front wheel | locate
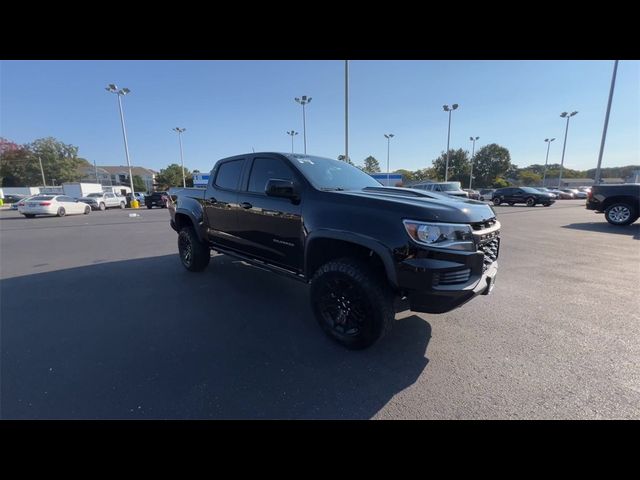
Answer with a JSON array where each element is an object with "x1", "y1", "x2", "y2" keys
[
  {"x1": 310, "y1": 258, "x2": 395, "y2": 350},
  {"x1": 178, "y1": 226, "x2": 210, "y2": 272}
]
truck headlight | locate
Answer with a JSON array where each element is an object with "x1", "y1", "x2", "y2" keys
[{"x1": 403, "y1": 220, "x2": 475, "y2": 251}]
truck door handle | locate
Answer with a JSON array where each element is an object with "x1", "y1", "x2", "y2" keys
[{"x1": 240, "y1": 202, "x2": 253, "y2": 209}]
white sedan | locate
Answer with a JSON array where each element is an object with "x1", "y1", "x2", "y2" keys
[{"x1": 18, "y1": 195, "x2": 92, "y2": 218}]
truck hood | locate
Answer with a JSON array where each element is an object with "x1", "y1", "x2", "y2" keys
[{"x1": 333, "y1": 186, "x2": 497, "y2": 223}]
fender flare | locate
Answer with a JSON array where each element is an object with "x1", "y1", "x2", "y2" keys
[
  {"x1": 174, "y1": 208, "x2": 206, "y2": 243},
  {"x1": 305, "y1": 229, "x2": 399, "y2": 288}
]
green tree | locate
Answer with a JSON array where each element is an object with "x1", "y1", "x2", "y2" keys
[
  {"x1": 493, "y1": 177, "x2": 509, "y2": 188},
  {"x1": 518, "y1": 170, "x2": 542, "y2": 186},
  {"x1": 470, "y1": 144, "x2": 512, "y2": 188},
  {"x1": 29, "y1": 137, "x2": 84, "y2": 184},
  {"x1": 431, "y1": 149, "x2": 470, "y2": 182},
  {"x1": 132, "y1": 175, "x2": 147, "y2": 192},
  {"x1": 361, "y1": 156, "x2": 381, "y2": 173},
  {"x1": 337, "y1": 154, "x2": 354, "y2": 166},
  {"x1": 413, "y1": 167, "x2": 436, "y2": 182},
  {"x1": 155, "y1": 163, "x2": 193, "y2": 190},
  {"x1": 393, "y1": 169, "x2": 416, "y2": 182}
]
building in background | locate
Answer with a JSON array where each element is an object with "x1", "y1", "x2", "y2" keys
[{"x1": 79, "y1": 166, "x2": 158, "y2": 192}]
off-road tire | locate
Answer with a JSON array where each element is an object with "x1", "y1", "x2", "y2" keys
[
  {"x1": 178, "y1": 225, "x2": 210, "y2": 272},
  {"x1": 310, "y1": 257, "x2": 395, "y2": 350}
]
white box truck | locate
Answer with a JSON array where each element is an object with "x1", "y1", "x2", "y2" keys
[{"x1": 62, "y1": 182, "x2": 103, "y2": 199}]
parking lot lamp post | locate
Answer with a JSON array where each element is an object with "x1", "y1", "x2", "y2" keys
[
  {"x1": 595, "y1": 60, "x2": 619, "y2": 185},
  {"x1": 287, "y1": 130, "x2": 298, "y2": 153},
  {"x1": 443, "y1": 103, "x2": 459, "y2": 182},
  {"x1": 557, "y1": 111, "x2": 578, "y2": 188},
  {"x1": 172, "y1": 127, "x2": 187, "y2": 188},
  {"x1": 384, "y1": 133, "x2": 394, "y2": 185},
  {"x1": 468, "y1": 136, "x2": 479, "y2": 189},
  {"x1": 294, "y1": 95, "x2": 312, "y2": 154},
  {"x1": 542, "y1": 138, "x2": 556, "y2": 186},
  {"x1": 105, "y1": 84, "x2": 136, "y2": 197}
]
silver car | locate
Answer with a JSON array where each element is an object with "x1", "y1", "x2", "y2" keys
[{"x1": 78, "y1": 192, "x2": 126, "y2": 211}]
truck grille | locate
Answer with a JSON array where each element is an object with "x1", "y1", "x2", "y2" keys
[{"x1": 478, "y1": 237, "x2": 500, "y2": 272}]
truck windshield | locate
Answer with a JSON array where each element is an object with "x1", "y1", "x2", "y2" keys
[{"x1": 286, "y1": 154, "x2": 381, "y2": 191}]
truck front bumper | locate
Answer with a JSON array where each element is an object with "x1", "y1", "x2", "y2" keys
[{"x1": 396, "y1": 243, "x2": 499, "y2": 314}]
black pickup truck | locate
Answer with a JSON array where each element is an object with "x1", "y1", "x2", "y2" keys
[
  {"x1": 169, "y1": 153, "x2": 500, "y2": 349},
  {"x1": 586, "y1": 183, "x2": 640, "y2": 225},
  {"x1": 145, "y1": 191, "x2": 169, "y2": 209}
]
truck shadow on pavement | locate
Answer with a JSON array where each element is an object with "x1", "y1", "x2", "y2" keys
[
  {"x1": 1, "y1": 254, "x2": 431, "y2": 419},
  {"x1": 562, "y1": 222, "x2": 640, "y2": 239}
]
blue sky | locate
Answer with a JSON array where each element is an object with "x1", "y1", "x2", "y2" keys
[{"x1": 1, "y1": 60, "x2": 638, "y2": 173}]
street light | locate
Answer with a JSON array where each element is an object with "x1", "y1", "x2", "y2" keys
[
  {"x1": 286, "y1": 130, "x2": 298, "y2": 154},
  {"x1": 172, "y1": 127, "x2": 187, "y2": 188},
  {"x1": 294, "y1": 95, "x2": 312, "y2": 154},
  {"x1": 595, "y1": 60, "x2": 619, "y2": 184},
  {"x1": 443, "y1": 103, "x2": 459, "y2": 182},
  {"x1": 557, "y1": 111, "x2": 578, "y2": 188},
  {"x1": 468, "y1": 136, "x2": 479, "y2": 189},
  {"x1": 105, "y1": 84, "x2": 135, "y2": 197},
  {"x1": 542, "y1": 138, "x2": 556, "y2": 186},
  {"x1": 384, "y1": 133, "x2": 395, "y2": 185}
]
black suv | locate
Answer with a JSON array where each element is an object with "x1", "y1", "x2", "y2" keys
[
  {"x1": 169, "y1": 153, "x2": 500, "y2": 349},
  {"x1": 492, "y1": 187, "x2": 555, "y2": 207}
]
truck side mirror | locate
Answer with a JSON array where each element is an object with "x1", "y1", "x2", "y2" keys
[{"x1": 265, "y1": 179, "x2": 298, "y2": 200}]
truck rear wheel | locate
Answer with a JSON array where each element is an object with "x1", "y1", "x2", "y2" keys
[
  {"x1": 604, "y1": 202, "x2": 637, "y2": 226},
  {"x1": 310, "y1": 258, "x2": 395, "y2": 350},
  {"x1": 178, "y1": 226, "x2": 210, "y2": 272}
]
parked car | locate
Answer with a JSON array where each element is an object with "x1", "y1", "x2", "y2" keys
[
  {"x1": 8, "y1": 194, "x2": 29, "y2": 209},
  {"x1": 3, "y1": 194, "x2": 27, "y2": 205},
  {"x1": 463, "y1": 189, "x2": 480, "y2": 200},
  {"x1": 169, "y1": 152, "x2": 500, "y2": 349},
  {"x1": 78, "y1": 192, "x2": 126, "y2": 211},
  {"x1": 145, "y1": 191, "x2": 169, "y2": 208},
  {"x1": 564, "y1": 188, "x2": 587, "y2": 199},
  {"x1": 577, "y1": 186, "x2": 592, "y2": 193},
  {"x1": 478, "y1": 189, "x2": 496, "y2": 201},
  {"x1": 18, "y1": 195, "x2": 92, "y2": 218},
  {"x1": 533, "y1": 187, "x2": 557, "y2": 199},
  {"x1": 412, "y1": 181, "x2": 468, "y2": 198},
  {"x1": 547, "y1": 188, "x2": 574, "y2": 199},
  {"x1": 492, "y1": 187, "x2": 555, "y2": 207},
  {"x1": 125, "y1": 192, "x2": 146, "y2": 207},
  {"x1": 586, "y1": 183, "x2": 639, "y2": 225}
]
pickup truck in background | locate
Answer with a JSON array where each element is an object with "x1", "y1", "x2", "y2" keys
[
  {"x1": 586, "y1": 183, "x2": 640, "y2": 225},
  {"x1": 145, "y1": 191, "x2": 169, "y2": 209},
  {"x1": 168, "y1": 152, "x2": 500, "y2": 349},
  {"x1": 78, "y1": 192, "x2": 126, "y2": 211}
]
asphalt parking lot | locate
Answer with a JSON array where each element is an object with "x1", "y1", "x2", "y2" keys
[{"x1": 1, "y1": 201, "x2": 639, "y2": 419}]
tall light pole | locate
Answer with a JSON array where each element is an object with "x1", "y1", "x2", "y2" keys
[
  {"x1": 384, "y1": 134, "x2": 394, "y2": 185},
  {"x1": 345, "y1": 60, "x2": 349, "y2": 165},
  {"x1": 287, "y1": 130, "x2": 298, "y2": 153},
  {"x1": 105, "y1": 84, "x2": 135, "y2": 196},
  {"x1": 558, "y1": 110, "x2": 578, "y2": 188},
  {"x1": 542, "y1": 138, "x2": 556, "y2": 186},
  {"x1": 595, "y1": 60, "x2": 619, "y2": 184},
  {"x1": 172, "y1": 127, "x2": 187, "y2": 188},
  {"x1": 468, "y1": 136, "x2": 479, "y2": 189},
  {"x1": 294, "y1": 95, "x2": 312, "y2": 154},
  {"x1": 443, "y1": 103, "x2": 459, "y2": 182}
]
